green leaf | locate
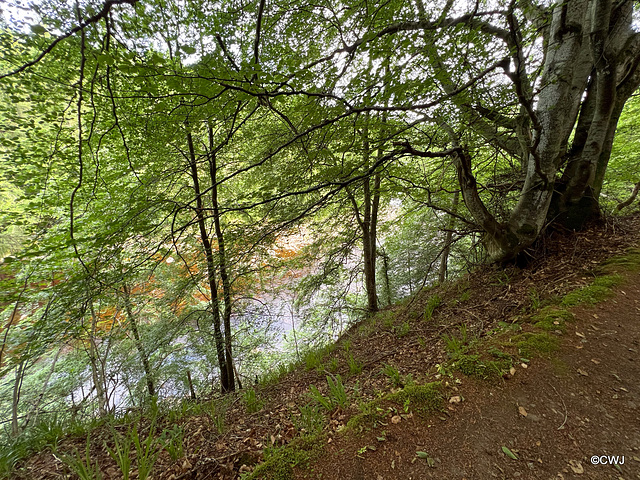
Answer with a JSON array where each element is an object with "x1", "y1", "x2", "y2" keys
[
  {"x1": 501, "y1": 446, "x2": 518, "y2": 460},
  {"x1": 97, "y1": 53, "x2": 116, "y2": 66},
  {"x1": 180, "y1": 45, "x2": 196, "y2": 55},
  {"x1": 416, "y1": 451, "x2": 429, "y2": 459},
  {"x1": 30, "y1": 25, "x2": 47, "y2": 35}
]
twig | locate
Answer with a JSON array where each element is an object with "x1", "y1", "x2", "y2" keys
[{"x1": 549, "y1": 383, "x2": 568, "y2": 430}]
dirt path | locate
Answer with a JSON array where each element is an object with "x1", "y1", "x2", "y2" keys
[{"x1": 307, "y1": 273, "x2": 640, "y2": 480}]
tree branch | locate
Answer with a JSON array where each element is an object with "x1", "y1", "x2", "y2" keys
[{"x1": 0, "y1": 0, "x2": 138, "y2": 80}]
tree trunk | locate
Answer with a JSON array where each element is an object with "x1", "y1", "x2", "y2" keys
[
  {"x1": 453, "y1": 0, "x2": 640, "y2": 261},
  {"x1": 186, "y1": 130, "x2": 231, "y2": 393},
  {"x1": 11, "y1": 362, "x2": 25, "y2": 437},
  {"x1": 207, "y1": 126, "x2": 235, "y2": 392},
  {"x1": 439, "y1": 190, "x2": 459, "y2": 283},
  {"x1": 122, "y1": 283, "x2": 155, "y2": 398},
  {"x1": 88, "y1": 298, "x2": 108, "y2": 416}
]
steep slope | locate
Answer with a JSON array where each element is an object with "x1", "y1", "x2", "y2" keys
[{"x1": 13, "y1": 216, "x2": 640, "y2": 480}]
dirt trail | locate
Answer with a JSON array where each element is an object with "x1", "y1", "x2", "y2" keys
[{"x1": 308, "y1": 274, "x2": 640, "y2": 480}]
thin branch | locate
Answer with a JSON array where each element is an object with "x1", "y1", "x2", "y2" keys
[
  {"x1": 0, "y1": 0, "x2": 138, "y2": 80},
  {"x1": 616, "y1": 181, "x2": 640, "y2": 210}
]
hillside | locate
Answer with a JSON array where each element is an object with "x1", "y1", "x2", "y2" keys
[{"x1": 11, "y1": 215, "x2": 640, "y2": 480}]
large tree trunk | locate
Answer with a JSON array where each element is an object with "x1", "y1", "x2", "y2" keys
[{"x1": 455, "y1": 0, "x2": 640, "y2": 262}]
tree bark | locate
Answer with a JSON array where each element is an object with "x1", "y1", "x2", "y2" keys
[
  {"x1": 88, "y1": 298, "x2": 108, "y2": 416},
  {"x1": 450, "y1": 0, "x2": 640, "y2": 261},
  {"x1": 186, "y1": 130, "x2": 231, "y2": 393},
  {"x1": 122, "y1": 283, "x2": 155, "y2": 397},
  {"x1": 207, "y1": 126, "x2": 235, "y2": 392},
  {"x1": 439, "y1": 190, "x2": 459, "y2": 283}
]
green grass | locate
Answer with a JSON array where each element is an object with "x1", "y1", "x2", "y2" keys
[
  {"x1": 346, "y1": 353, "x2": 363, "y2": 375},
  {"x1": 424, "y1": 294, "x2": 442, "y2": 321},
  {"x1": 243, "y1": 388, "x2": 264, "y2": 414}
]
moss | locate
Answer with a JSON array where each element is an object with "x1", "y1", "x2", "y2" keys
[
  {"x1": 561, "y1": 285, "x2": 611, "y2": 306},
  {"x1": 387, "y1": 382, "x2": 444, "y2": 417},
  {"x1": 345, "y1": 400, "x2": 386, "y2": 432},
  {"x1": 532, "y1": 307, "x2": 574, "y2": 333},
  {"x1": 600, "y1": 248, "x2": 640, "y2": 273},
  {"x1": 514, "y1": 332, "x2": 559, "y2": 359},
  {"x1": 592, "y1": 274, "x2": 623, "y2": 288},
  {"x1": 246, "y1": 435, "x2": 322, "y2": 480},
  {"x1": 451, "y1": 354, "x2": 511, "y2": 380},
  {"x1": 488, "y1": 347, "x2": 512, "y2": 360}
]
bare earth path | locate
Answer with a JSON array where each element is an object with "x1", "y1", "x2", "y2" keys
[{"x1": 307, "y1": 273, "x2": 640, "y2": 480}]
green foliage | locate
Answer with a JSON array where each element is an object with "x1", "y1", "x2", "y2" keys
[
  {"x1": 600, "y1": 248, "x2": 640, "y2": 272},
  {"x1": 528, "y1": 288, "x2": 541, "y2": 311},
  {"x1": 380, "y1": 363, "x2": 403, "y2": 388},
  {"x1": 60, "y1": 435, "x2": 103, "y2": 480},
  {"x1": 130, "y1": 423, "x2": 161, "y2": 480},
  {"x1": 105, "y1": 427, "x2": 132, "y2": 480},
  {"x1": 394, "y1": 320, "x2": 411, "y2": 337},
  {"x1": 308, "y1": 375, "x2": 349, "y2": 411},
  {"x1": 443, "y1": 324, "x2": 472, "y2": 357},
  {"x1": 159, "y1": 425, "x2": 184, "y2": 461},
  {"x1": 291, "y1": 404, "x2": 325, "y2": 436},
  {"x1": 304, "y1": 345, "x2": 335, "y2": 371},
  {"x1": 346, "y1": 400, "x2": 386, "y2": 432},
  {"x1": 326, "y1": 357, "x2": 339, "y2": 373},
  {"x1": 346, "y1": 353, "x2": 363, "y2": 375},
  {"x1": 561, "y1": 285, "x2": 612, "y2": 306},
  {"x1": 244, "y1": 388, "x2": 264, "y2": 414},
  {"x1": 424, "y1": 294, "x2": 442, "y2": 321}
]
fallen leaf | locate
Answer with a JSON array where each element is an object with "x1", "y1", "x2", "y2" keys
[
  {"x1": 577, "y1": 368, "x2": 589, "y2": 376},
  {"x1": 509, "y1": 366, "x2": 516, "y2": 375},
  {"x1": 521, "y1": 363, "x2": 528, "y2": 369},
  {"x1": 501, "y1": 446, "x2": 518, "y2": 460},
  {"x1": 518, "y1": 406, "x2": 528, "y2": 417},
  {"x1": 575, "y1": 332, "x2": 586, "y2": 338},
  {"x1": 569, "y1": 460, "x2": 584, "y2": 474},
  {"x1": 590, "y1": 358, "x2": 600, "y2": 364},
  {"x1": 449, "y1": 395, "x2": 461, "y2": 404},
  {"x1": 391, "y1": 415, "x2": 401, "y2": 424}
]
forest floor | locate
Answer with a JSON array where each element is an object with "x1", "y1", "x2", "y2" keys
[{"x1": 14, "y1": 215, "x2": 640, "y2": 480}]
